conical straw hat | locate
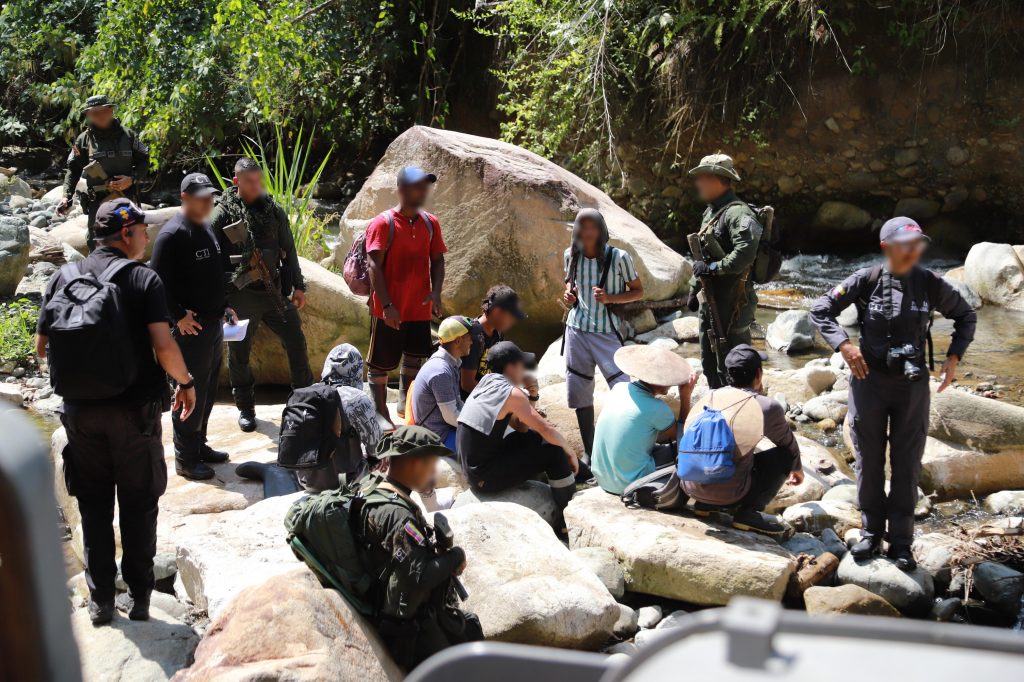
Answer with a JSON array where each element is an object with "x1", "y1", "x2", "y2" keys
[{"x1": 614, "y1": 345, "x2": 692, "y2": 387}]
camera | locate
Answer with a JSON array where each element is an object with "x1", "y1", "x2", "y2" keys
[{"x1": 887, "y1": 344, "x2": 923, "y2": 382}]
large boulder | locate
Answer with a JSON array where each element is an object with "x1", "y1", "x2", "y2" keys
[
  {"x1": 635, "y1": 316, "x2": 699, "y2": 344},
  {"x1": 0, "y1": 216, "x2": 30, "y2": 296},
  {"x1": 571, "y1": 546, "x2": 626, "y2": 599},
  {"x1": 50, "y1": 206, "x2": 181, "y2": 258},
  {"x1": 443, "y1": 502, "x2": 619, "y2": 649},
  {"x1": 804, "y1": 584, "x2": 901, "y2": 618},
  {"x1": 176, "y1": 567, "x2": 402, "y2": 681},
  {"x1": 566, "y1": 488, "x2": 795, "y2": 605},
  {"x1": 451, "y1": 480, "x2": 556, "y2": 527},
  {"x1": 764, "y1": 436, "x2": 851, "y2": 514},
  {"x1": 802, "y1": 391, "x2": 848, "y2": 422},
  {"x1": 928, "y1": 385, "x2": 1024, "y2": 450},
  {"x1": 333, "y1": 126, "x2": 689, "y2": 332},
  {"x1": 835, "y1": 553, "x2": 934, "y2": 616},
  {"x1": 813, "y1": 201, "x2": 871, "y2": 231},
  {"x1": 766, "y1": 310, "x2": 817, "y2": 353},
  {"x1": 0, "y1": 174, "x2": 33, "y2": 200},
  {"x1": 176, "y1": 492, "x2": 303, "y2": 618},
  {"x1": 972, "y1": 562, "x2": 1024, "y2": 617},
  {"x1": 921, "y1": 436, "x2": 1024, "y2": 500},
  {"x1": 963, "y1": 242, "x2": 1024, "y2": 310},
  {"x1": 73, "y1": 605, "x2": 198, "y2": 681},
  {"x1": 983, "y1": 490, "x2": 1024, "y2": 516},
  {"x1": 237, "y1": 258, "x2": 371, "y2": 386}
]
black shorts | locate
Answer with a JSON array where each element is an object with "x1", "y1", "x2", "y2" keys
[{"x1": 367, "y1": 319, "x2": 434, "y2": 371}]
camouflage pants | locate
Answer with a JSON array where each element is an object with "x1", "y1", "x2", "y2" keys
[{"x1": 698, "y1": 298, "x2": 756, "y2": 389}]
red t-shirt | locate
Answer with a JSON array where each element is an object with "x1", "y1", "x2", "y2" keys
[{"x1": 366, "y1": 208, "x2": 447, "y2": 322}]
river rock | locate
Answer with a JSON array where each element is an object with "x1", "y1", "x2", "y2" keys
[
  {"x1": 177, "y1": 567, "x2": 401, "y2": 681},
  {"x1": 836, "y1": 554, "x2": 934, "y2": 615},
  {"x1": 921, "y1": 437, "x2": 1024, "y2": 500},
  {"x1": 452, "y1": 480, "x2": 556, "y2": 527},
  {"x1": 762, "y1": 367, "x2": 829, "y2": 404},
  {"x1": 804, "y1": 584, "x2": 901, "y2": 618},
  {"x1": 765, "y1": 435, "x2": 849, "y2": 514},
  {"x1": 820, "y1": 528, "x2": 847, "y2": 557},
  {"x1": 636, "y1": 316, "x2": 699, "y2": 344},
  {"x1": 656, "y1": 609, "x2": 690, "y2": 630},
  {"x1": 176, "y1": 492, "x2": 304, "y2": 618},
  {"x1": 983, "y1": 490, "x2": 1024, "y2": 515},
  {"x1": 0, "y1": 216, "x2": 30, "y2": 296},
  {"x1": 536, "y1": 382, "x2": 607, "y2": 456},
  {"x1": 802, "y1": 391, "x2": 848, "y2": 422},
  {"x1": 765, "y1": 310, "x2": 817, "y2": 353},
  {"x1": 944, "y1": 276, "x2": 983, "y2": 310},
  {"x1": 972, "y1": 562, "x2": 1024, "y2": 616},
  {"x1": 893, "y1": 198, "x2": 941, "y2": 221},
  {"x1": 571, "y1": 546, "x2": 625, "y2": 599},
  {"x1": 443, "y1": 501, "x2": 619, "y2": 649},
  {"x1": 334, "y1": 126, "x2": 690, "y2": 331},
  {"x1": 636, "y1": 605, "x2": 662, "y2": 629},
  {"x1": 963, "y1": 242, "x2": 1024, "y2": 311},
  {"x1": 782, "y1": 500, "x2": 861, "y2": 535},
  {"x1": 836, "y1": 304, "x2": 859, "y2": 327},
  {"x1": 813, "y1": 201, "x2": 871, "y2": 231},
  {"x1": 928, "y1": 385, "x2": 1024, "y2": 449},
  {"x1": 72, "y1": 604, "x2": 198, "y2": 681},
  {"x1": 612, "y1": 604, "x2": 639, "y2": 638},
  {"x1": 566, "y1": 488, "x2": 795, "y2": 605},
  {"x1": 0, "y1": 174, "x2": 32, "y2": 200},
  {"x1": 49, "y1": 206, "x2": 181, "y2": 258},
  {"x1": 782, "y1": 533, "x2": 828, "y2": 557},
  {"x1": 536, "y1": 337, "x2": 568, "y2": 387},
  {"x1": 911, "y1": 532, "x2": 960, "y2": 588},
  {"x1": 435, "y1": 455, "x2": 467, "y2": 491}
]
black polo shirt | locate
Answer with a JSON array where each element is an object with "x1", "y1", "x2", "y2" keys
[
  {"x1": 149, "y1": 211, "x2": 230, "y2": 320},
  {"x1": 38, "y1": 246, "x2": 173, "y2": 406}
]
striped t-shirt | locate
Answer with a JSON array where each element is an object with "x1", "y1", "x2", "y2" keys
[{"x1": 564, "y1": 246, "x2": 638, "y2": 334}]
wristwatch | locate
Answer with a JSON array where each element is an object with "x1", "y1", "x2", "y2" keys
[{"x1": 179, "y1": 374, "x2": 195, "y2": 390}]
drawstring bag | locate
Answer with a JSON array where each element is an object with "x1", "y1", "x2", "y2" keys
[{"x1": 677, "y1": 394, "x2": 750, "y2": 483}]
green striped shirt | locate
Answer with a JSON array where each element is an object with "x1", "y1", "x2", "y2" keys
[{"x1": 564, "y1": 246, "x2": 638, "y2": 334}]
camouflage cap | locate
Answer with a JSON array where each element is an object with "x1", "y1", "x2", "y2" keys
[
  {"x1": 687, "y1": 153, "x2": 741, "y2": 182},
  {"x1": 81, "y1": 95, "x2": 115, "y2": 113},
  {"x1": 375, "y1": 425, "x2": 452, "y2": 459}
]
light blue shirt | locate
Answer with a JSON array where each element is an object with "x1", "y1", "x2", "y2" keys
[{"x1": 591, "y1": 382, "x2": 675, "y2": 495}]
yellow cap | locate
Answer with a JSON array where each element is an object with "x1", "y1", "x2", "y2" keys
[{"x1": 438, "y1": 315, "x2": 473, "y2": 344}]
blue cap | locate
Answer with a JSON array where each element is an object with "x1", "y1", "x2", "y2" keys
[
  {"x1": 879, "y1": 216, "x2": 931, "y2": 244},
  {"x1": 397, "y1": 166, "x2": 437, "y2": 187}
]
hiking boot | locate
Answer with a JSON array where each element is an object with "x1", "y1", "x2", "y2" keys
[
  {"x1": 850, "y1": 535, "x2": 882, "y2": 561},
  {"x1": 731, "y1": 508, "x2": 790, "y2": 538},
  {"x1": 88, "y1": 599, "x2": 115, "y2": 626},
  {"x1": 237, "y1": 408, "x2": 257, "y2": 433},
  {"x1": 199, "y1": 446, "x2": 230, "y2": 464},
  {"x1": 692, "y1": 501, "x2": 729, "y2": 518},
  {"x1": 175, "y1": 460, "x2": 215, "y2": 481},
  {"x1": 887, "y1": 543, "x2": 917, "y2": 571},
  {"x1": 575, "y1": 458, "x2": 595, "y2": 485},
  {"x1": 116, "y1": 592, "x2": 150, "y2": 621}
]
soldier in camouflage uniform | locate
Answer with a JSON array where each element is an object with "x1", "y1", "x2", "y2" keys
[
  {"x1": 211, "y1": 157, "x2": 313, "y2": 432},
  {"x1": 686, "y1": 154, "x2": 762, "y2": 388},
  {"x1": 57, "y1": 95, "x2": 149, "y2": 252},
  {"x1": 360, "y1": 426, "x2": 482, "y2": 670}
]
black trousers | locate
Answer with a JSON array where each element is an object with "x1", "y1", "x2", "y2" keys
[
  {"x1": 459, "y1": 429, "x2": 574, "y2": 493},
  {"x1": 738, "y1": 446, "x2": 795, "y2": 511},
  {"x1": 847, "y1": 369, "x2": 930, "y2": 545},
  {"x1": 61, "y1": 401, "x2": 167, "y2": 602},
  {"x1": 173, "y1": 318, "x2": 223, "y2": 465}
]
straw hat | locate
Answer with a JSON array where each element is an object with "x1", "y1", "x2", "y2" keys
[
  {"x1": 614, "y1": 345, "x2": 692, "y2": 386},
  {"x1": 685, "y1": 387, "x2": 764, "y2": 456}
]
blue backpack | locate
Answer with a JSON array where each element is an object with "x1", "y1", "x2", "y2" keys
[{"x1": 677, "y1": 405, "x2": 738, "y2": 484}]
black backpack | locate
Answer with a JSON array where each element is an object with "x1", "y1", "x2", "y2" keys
[
  {"x1": 278, "y1": 383, "x2": 363, "y2": 473},
  {"x1": 40, "y1": 260, "x2": 139, "y2": 400}
]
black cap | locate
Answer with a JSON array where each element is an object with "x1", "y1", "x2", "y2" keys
[
  {"x1": 180, "y1": 172, "x2": 220, "y2": 197},
  {"x1": 483, "y1": 285, "x2": 528, "y2": 320},
  {"x1": 486, "y1": 341, "x2": 536, "y2": 373},
  {"x1": 879, "y1": 216, "x2": 931, "y2": 245},
  {"x1": 93, "y1": 198, "x2": 146, "y2": 239},
  {"x1": 397, "y1": 165, "x2": 437, "y2": 187},
  {"x1": 724, "y1": 344, "x2": 768, "y2": 374},
  {"x1": 81, "y1": 95, "x2": 114, "y2": 113},
  {"x1": 375, "y1": 425, "x2": 452, "y2": 459}
]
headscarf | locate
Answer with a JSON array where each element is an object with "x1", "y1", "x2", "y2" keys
[
  {"x1": 566, "y1": 208, "x2": 610, "y2": 285},
  {"x1": 321, "y1": 344, "x2": 382, "y2": 455}
]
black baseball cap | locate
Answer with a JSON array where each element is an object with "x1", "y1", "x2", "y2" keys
[
  {"x1": 93, "y1": 198, "x2": 146, "y2": 238},
  {"x1": 180, "y1": 172, "x2": 220, "y2": 197},
  {"x1": 879, "y1": 216, "x2": 931, "y2": 244},
  {"x1": 484, "y1": 285, "x2": 528, "y2": 320},
  {"x1": 724, "y1": 344, "x2": 768, "y2": 374},
  {"x1": 486, "y1": 341, "x2": 536, "y2": 373},
  {"x1": 397, "y1": 165, "x2": 437, "y2": 187}
]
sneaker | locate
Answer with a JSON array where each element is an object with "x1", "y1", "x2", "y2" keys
[
  {"x1": 199, "y1": 446, "x2": 230, "y2": 464},
  {"x1": 692, "y1": 501, "x2": 729, "y2": 518},
  {"x1": 237, "y1": 409, "x2": 257, "y2": 433},
  {"x1": 175, "y1": 460, "x2": 215, "y2": 481},
  {"x1": 731, "y1": 508, "x2": 790, "y2": 538},
  {"x1": 88, "y1": 599, "x2": 115, "y2": 626},
  {"x1": 850, "y1": 535, "x2": 882, "y2": 561},
  {"x1": 887, "y1": 543, "x2": 917, "y2": 571}
]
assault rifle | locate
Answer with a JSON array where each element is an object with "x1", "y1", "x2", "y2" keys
[
  {"x1": 432, "y1": 513, "x2": 469, "y2": 601},
  {"x1": 222, "y1": 218, "x2": 288, "y2": 318},
  {"x1": 687, "y1": 232, "x2": 726, "y2": 355}
]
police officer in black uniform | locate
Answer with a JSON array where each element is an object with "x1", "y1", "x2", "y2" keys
[
  {"x1": 150, "y1": 173, "x2": 237, "y2": 481},
  {"x1": 360, "y1": 426, "x2": 482, "y2": 670},
  {"x1": 810, "y1": 217, "x2": 976, "y2": 570},
  {"x1": 57, "y1": 95, "x2": 149, "y2": 251},
  {"x1": 36, "y1": 199, "x2": 196, "y2": 625}
]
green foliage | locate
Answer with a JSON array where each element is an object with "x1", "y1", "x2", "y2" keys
[
  {"x1": 207, "y1": 124, "x2": 335, "y2": 259},
  {"x1": 0, "y1": 299, "x2": 40, "y2": 364}
]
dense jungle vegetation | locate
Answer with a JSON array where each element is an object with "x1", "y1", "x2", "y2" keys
[{"x1": 1, "y1": 1, "x2": 1020, "y2": 184}]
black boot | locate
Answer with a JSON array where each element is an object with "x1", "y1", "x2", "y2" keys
[
  {"x1": 88, "y1": 599, "x2": 115, "y2": 626},
  {"x1": 237, "y1": 408, "x2": 257, "y2": 433},
  {"x1": 575, "y1": 406, "x2": 595, "y2": 458},
  {"x1": 550, "y1": 484, "x2": 576, "y2": 540},
  {"x1": 887, "y1": 543, "x2": 917, "y2": 571},
  {"x1": 850, "y1": 535, "x2": 882, "y2": 561},
  {"x1": 731, "y1": 508, "x2": 790, "y2": 538},
  {"x1": 117, "y1": 592, "x2": 150, "y2": 621},
  {"x1": 176, "y1": 458, "x2": 215, "y2": 481},
  {"x1": 200, "y1": 445, "x2": 230, "y2": 464}
]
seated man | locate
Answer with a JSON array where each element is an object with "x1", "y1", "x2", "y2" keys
[
  {"x1": 591, "y1": 345, "x2": 696, "y2": 495},
  {"x1": 460, "y1": 285, "x2": 527, "y2": 398},
  {"x1": 457, "y1": 341, "x2": 579, "y2": 536},
  {"x1": 681, "y1": 345, "x2": 803, "y2": 536},
  {"x1": 411, "y1": 316, "x2": 474, "y2": 450}
]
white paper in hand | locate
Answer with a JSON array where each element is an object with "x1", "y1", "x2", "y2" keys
[{"x1": 223, "y1": 318, "x2": 250, "y2": 342}]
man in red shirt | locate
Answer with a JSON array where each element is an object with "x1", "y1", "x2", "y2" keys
[{"x1": 366, "y1": 166, "x2": 447, "y2": 425}]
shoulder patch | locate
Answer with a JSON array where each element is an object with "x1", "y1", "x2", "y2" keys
[
  {"x1": 403, "y1": 521, "x2": 426, "y2": 545},
  {"x1": 830, "y1": 285, "x2": 847, "y2": 300}
]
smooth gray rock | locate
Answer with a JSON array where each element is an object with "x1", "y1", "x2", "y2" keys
[
  {"x1": 972, "y1": 562, "x2": 1024, "y2": 616},
  {"x1": 572, "y1": 546, "x2": 626, "y2": 599},
  {"x1": 612, "y1": 604, "x2": 639, "y2": 638},
  {"x1": 0, "y1": 216, "x2": 30, "y2": 296},
  {"x1": 766, "y1": 310, "x2": 817, "y2": 353},
  {"x1": 782, "y1": 533, "x2": 829, "y2": 557},
  {"x1": 836, "y1": 553, "x2": 935, "y2": 616},
  {"x1": 452, "y1": 480, "x2": 556, "y2": 527},
  {"x1": 655, "y1": 609, "x2": 690, "y2": 630},
  {"x1": 911, "y1": 533, "x2": 959, "y2": 588},
  {"x1": 983, "y1": 490, "x2": 1024, "y2": 516},
  {"x1": 636, "y1": 605, "x2": 662, "y2": 629},
  {"x1": 820, "y1": 528, "x2": 848, "y2": 558}
]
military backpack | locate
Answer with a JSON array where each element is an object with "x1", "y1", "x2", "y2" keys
[
  {"x1": 700, "y1": 201, "x2": 783, "y2": 284},
  {"x1": 278, "y1": 383, "x2": 363, "y2": 474}
]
